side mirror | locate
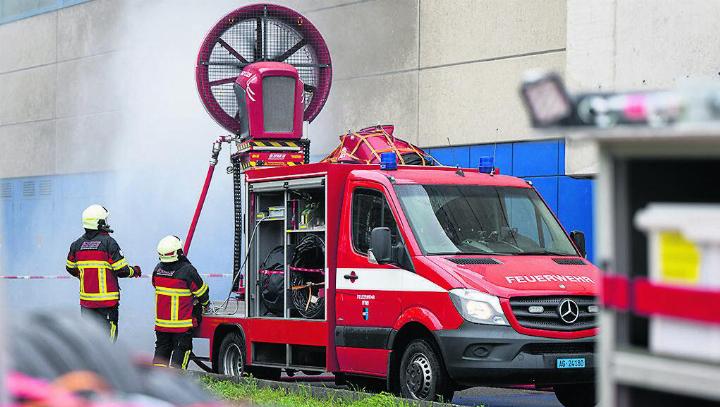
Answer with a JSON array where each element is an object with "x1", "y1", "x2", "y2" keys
[
  {"x1": 370, "y1": 227, "x2": 392, "y2": 264},
  {"x1": 570, "y1": 230, "x2": 587, "y2": 258}
]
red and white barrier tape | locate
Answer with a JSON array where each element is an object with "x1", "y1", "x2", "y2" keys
[{"x1": 0, "y1": 273, "x2": 232, "y2": 280}]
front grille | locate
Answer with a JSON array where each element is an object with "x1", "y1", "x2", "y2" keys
[
  {"x1": 553, "y1": 258, "x2": 587, "y2": 265},
  {"x1": 447, "y1": 257, "x2": 501, "y2": 265},
  {"x1": 521, "y1": 342, "x2": 595, "y2": 355},
  {"x1": 510, "y1": 296, "x2": 597, "y2": 332}
]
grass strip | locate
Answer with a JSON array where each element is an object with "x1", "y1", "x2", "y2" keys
[{"x1": 201, "y1": 376, "x2": 429, "y2": 407}]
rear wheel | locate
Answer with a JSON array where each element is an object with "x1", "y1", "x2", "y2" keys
[
  {"x1": 398, "y1": 339, "x2": 454, "y2": 402},
  {"x1": 554, "y1": 383, "x2": 596, "y2": 407},
  {"x1": 217, "y1": 332, "x2": 245, "y2": 377}
]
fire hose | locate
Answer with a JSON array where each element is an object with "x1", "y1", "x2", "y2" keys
[{"x1": 184, "y1": 136, "x2": 232, "y2": 254}]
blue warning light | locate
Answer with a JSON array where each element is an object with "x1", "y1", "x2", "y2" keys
[
  {"x1": 478, "y1": 156, "x2": 494, "y2": 174},
  {"x1": 380, "y1": 152, "x2": 398, "y2": 170}
]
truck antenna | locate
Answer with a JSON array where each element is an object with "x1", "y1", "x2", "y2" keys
[
  {"x1": 446, "y1": 137, "x2": 459, "y2": 168},
  {"x1": 491, "y1": 142, "x2": 498, "y2": 176}
]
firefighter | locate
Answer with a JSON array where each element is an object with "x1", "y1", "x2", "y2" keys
[
  {"x1": 65, "y1": 204, "x2": 141, "y2": 342},
  {"x1": 152, "y1": 235, "x2": 209, "y2": 369}
]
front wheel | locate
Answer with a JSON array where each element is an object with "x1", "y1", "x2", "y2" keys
[
  {"x1": 398, "y1": 339, "x2": 454, "y2": 402},
  {"x1": 217, "y1": 332, "x2": 246, "y2": 377},
  {"x1": 554, "y1": 383, "x2": 596, "y2": 407}
]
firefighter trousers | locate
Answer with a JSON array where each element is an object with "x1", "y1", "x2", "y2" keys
[
  {"x1": 153, "y1": 330, "x2": 193, "y2": 369},
  {"x1": 80, "y1": 306, "x2": 119, "y2": 343}
]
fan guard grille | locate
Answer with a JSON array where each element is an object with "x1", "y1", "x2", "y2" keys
[{"x1": 196, "y1": 4, "x2": 332, "y2": 134}]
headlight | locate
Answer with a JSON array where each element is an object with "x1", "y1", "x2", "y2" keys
[{"x1": 449, "y1": 289, "x2": 508, "y2": 325}]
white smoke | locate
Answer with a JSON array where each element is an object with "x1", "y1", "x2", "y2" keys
[
  {"x1": 2, "y1": 0, "x2": 338, "y2": 358},
  {"x1": 102, "y1": 0, "x2": 255, "y2": 355}
]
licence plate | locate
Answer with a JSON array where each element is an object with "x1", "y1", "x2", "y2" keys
[{"x1": 556, "y1": 358, "x2": 586, "y2": 369}]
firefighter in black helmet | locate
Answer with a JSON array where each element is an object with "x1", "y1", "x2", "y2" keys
[{"x1": 65, "y1": 204, "x2": 141, "y2": 342}]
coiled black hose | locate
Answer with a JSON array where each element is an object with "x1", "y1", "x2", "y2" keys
[{"x1": 290, "y1": 234, "x2": 325, "y2": 319}]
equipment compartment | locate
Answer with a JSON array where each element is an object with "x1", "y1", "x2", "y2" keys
[
  {"x1": 246, "y1": 177, "x2": 326, "y2": 320},
  {"x1": 286, "y1": 185, "x2": 326, "y2": 320}
]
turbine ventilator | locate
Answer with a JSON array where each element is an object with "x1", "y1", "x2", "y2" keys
[{"x1": 183, "y1": 4, "x2": 332, "y2": 254}]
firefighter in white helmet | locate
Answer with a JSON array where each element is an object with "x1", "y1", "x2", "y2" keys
[
  {"x1": 152, "y1": 235, "x2": 209, "y2": 368},
  {"x1": 65, "y1": 204, "x2": 141, "y2": 342}
]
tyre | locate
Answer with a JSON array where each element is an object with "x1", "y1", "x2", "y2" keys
[
  {"x1": 398, "y1": 339, "x2": 454, "y2": 402},
  {"x1": 554, "y1": 383, "x2": 597, "y2": 407},
  {"x1": 217, "y1": 332, "x2": 246, "y2": 377}
]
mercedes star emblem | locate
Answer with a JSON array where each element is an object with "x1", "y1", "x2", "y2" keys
[{"x1": 558, "y1": 299, "x2": 580, "y2": 324}]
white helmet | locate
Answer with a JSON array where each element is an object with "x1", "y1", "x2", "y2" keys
[
  {"x1": 157, "y1": 235, "x2": 183, "y2": 263},
  {"x1": 82, "y1": 204, "x2": 110, "y2": 231}
]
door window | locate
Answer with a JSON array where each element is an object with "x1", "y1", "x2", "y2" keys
[{"x1": 351, "y1": 188, "x2": 399, "y2": 255}]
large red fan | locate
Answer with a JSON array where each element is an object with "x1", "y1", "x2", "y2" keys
[{"x1": 196, "y1": 4, "x2": 332, "y2": 134}]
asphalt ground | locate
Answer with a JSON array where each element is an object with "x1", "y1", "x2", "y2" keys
[
  {"x1": 274, "y1": 374, "x2": 563, "y2": 406},
  {"x1": 191, "y1": 365, "x2": 563, "y2": 406},
  {"x1": 453, "y1": 386, "x2": 562, "y2": 407}
]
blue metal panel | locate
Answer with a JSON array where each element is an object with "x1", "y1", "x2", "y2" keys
[
  {"x1": 425, "y1": 146, "x2": 470, "y2": 168},
  {"x1": 558, "y1": 176, "x2": 595, "y2": 262},
  {"x1": 512, "y1": 140, "x2": 560, "y2": 177},
  {"x1": 469, "y1": 143, "x2": 513, "y2": 175},
  {"x1": 0, "y1": 171, "x2": 234, "y2": 278},
  {"x1": 558, "y1": 139, "x2": 566, "y2": 175},
  {"x1": 524, "y1": 176, "x2": 559, "y2": 215}
]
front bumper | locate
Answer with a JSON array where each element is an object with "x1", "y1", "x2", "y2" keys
[{"x1": 435, "y1": 323, "x2": 595, "y2": 387}]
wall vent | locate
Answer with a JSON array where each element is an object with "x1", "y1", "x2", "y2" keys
[
  {"x1": 22, "y1": 181, "x2": 35, "y2": 197},
  {"x1": 39, "y1": 179, "x2": 52, "y2": 196},
  {"x1": 1, "y1": 182, "x2": 11, "y2": 199}
]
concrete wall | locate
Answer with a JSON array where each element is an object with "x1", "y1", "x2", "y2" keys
[
  {"x1": 0, "y1": 0, "x2": 569, "y2": 357},
  {"x1": 6, "y1": 0, "x2": 720, "y2": 177},
  {"x1": 564, "y1": 0, "x2": 720, "y2": 176},
  {"x1": 0, "y1": 1, "x2": 123, "y2": 178},
  {"x1": 0, "y1": 0, "x2": 568, "y2": 180},
  {"x1": 301, "y1": 0, "x2": 567, "y2": 151}
]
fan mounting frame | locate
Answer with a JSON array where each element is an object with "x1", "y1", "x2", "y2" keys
[{"x1": 196, "y1": 3, "x2": 332, "y2": 135}]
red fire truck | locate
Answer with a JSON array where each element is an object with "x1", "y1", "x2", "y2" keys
[
  {"x1": 197, "y1": 161, "x2": 598, "y2": 406},
  {"x1": 189, "y1": 5, "x2": 599, "y2": 407}
]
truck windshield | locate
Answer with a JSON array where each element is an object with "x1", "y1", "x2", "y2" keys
[{"x1": 394, "y1": 184, "x2": 578, "y2": 256}]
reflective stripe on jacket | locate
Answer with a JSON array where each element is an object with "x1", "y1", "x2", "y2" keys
[
  {"x1": 152, "y1": 258, "x2": 209, "y2": 333},
  {"x1": 66, "y1": 231, "x2": 134, "y2": 308}
]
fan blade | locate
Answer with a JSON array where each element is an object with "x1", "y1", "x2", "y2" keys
[
  {"x1": 217, "y1": 38, "x2": 248, "y2": 64},
  {"x1": 273, "y1": 39, "x2": 307, "y2": 62},
  {"x1": 209, "y1": 77, "x2": 238, "y2": 87},
  {"x1": 204, "y1": 61, "x2": 328, "y2": 69},
  {"x1": 255, "y1": 16, "x2": 263, "y2": 61},
  {"x1": 205, "y1": 61, "x2": 250, "y2": 67},
  {"x1": 293, "y1": 63, "x2": 331, "y2": 68}
]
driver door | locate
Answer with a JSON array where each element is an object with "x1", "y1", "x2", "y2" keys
[{"x1": 335, "y1": 182, "x2": 405, "y2": 376}]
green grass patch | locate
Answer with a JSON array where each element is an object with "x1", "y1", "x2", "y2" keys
[{"x1": 200, "y1": 376, "x2": 425, "y2": 407}]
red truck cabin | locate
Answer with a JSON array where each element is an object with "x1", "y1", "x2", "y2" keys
[{"x1": 198, "y1": 162, "x2": 599, "y2": 398}]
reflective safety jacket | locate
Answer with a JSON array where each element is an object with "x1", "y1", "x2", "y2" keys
[
  {"x1": 66, "y1": 231, "x2": 136, "y2": 308},
  {"x1": 152, "y1": 258, "x2": 209, "y2": 333}
]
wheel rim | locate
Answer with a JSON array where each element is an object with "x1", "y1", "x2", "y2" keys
[
  {"x1": 223, "y1": 343, "x2": 244, "y2": 376},
  {"x1": 404, "y1": 352, "x2": 433, "y2": 399}
]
